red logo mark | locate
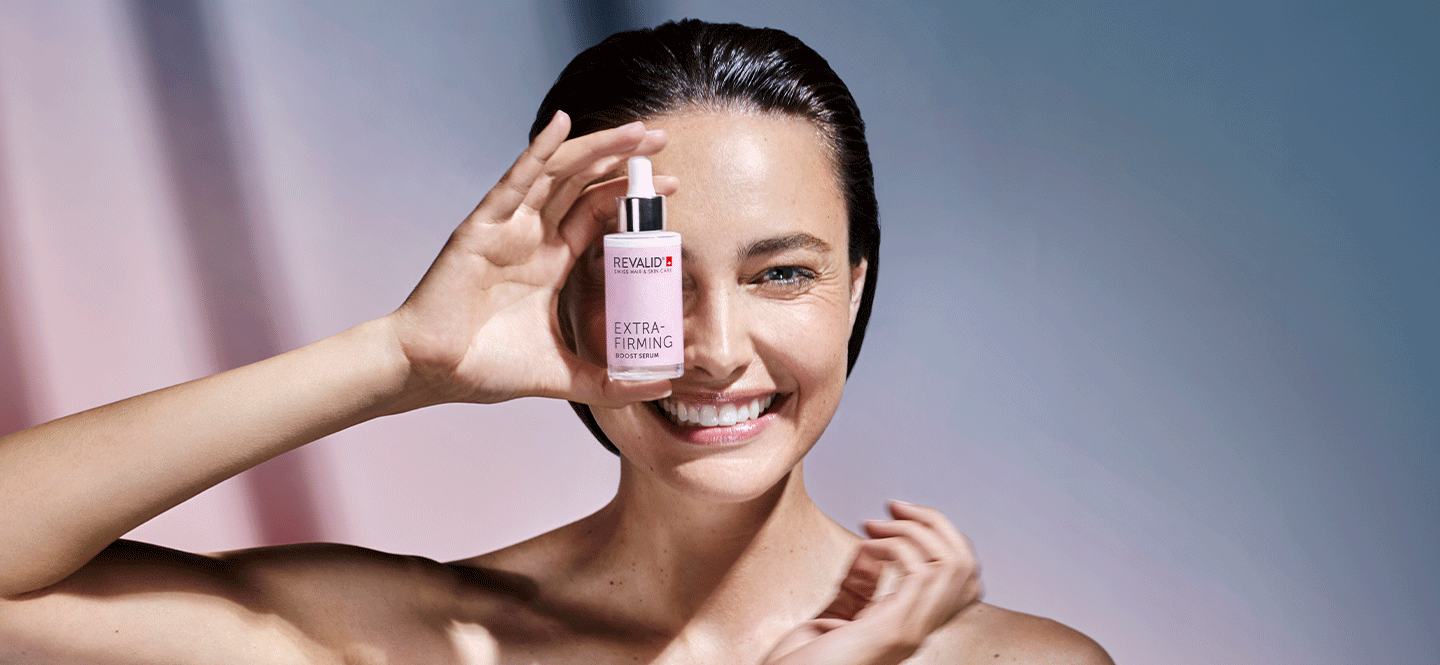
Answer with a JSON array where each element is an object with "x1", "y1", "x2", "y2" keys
[{"x1": 666, "y1": 256, "x2": 673, "y2": 267}]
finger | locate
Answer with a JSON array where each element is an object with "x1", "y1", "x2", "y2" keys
[
  {"x1": 807, "y1": 617, "x2": 848, "y2": 633},
  {"x1": 517, "y1": 120, "x2": 652, "y2": 222},
  {"x1": 547, "y1": 349, "x2": 673, "y2": 407},
  {"x1": 866, "y1": 513, "x2": 981, "y2": 634},
  {"x1": 559, "y1": 174, "x2": 681, "y2": 255},
  {"x1": 599, "y1": 374, "x2": 675, "y2": 407},
  {"x1": 473, "y1": 110, "x2": 571, "y2": 222},
  {"x1": 546, "y1": 121, "x2": 656, "y2": 182},
  {"x1": 848, "y1": 537, "x2": 936, "y2": 628},
  {"x1": 820, "y1": 533, "x2": 926, "y2": 621},
  {"x1": 863, "y1": 518, "x2": 952, "y2": 565},
  {"x1": 854, "y1": 537, "x2": 928, "y2": 583},
  {"x1": 869, "y1": 517, "x2": 982, "y2": 620},
  {"x1": 883, "y1": 503, "x2": 981, "y2": 614},
  {"x1": 888, "y1": 500, "x2": 974, "y2": 561},
  {"x1": 539, "y1": 128, "x2": 668, "y2": 228},
  {"x1": 905, "y1": 553, "x2": 984, "y2": 634},
  {"x1": 817, "y1": 538, "x2": 892, "y2": 621},
  {"x1": 919, "y1": 558, "x2": 984, "y2": 613}
]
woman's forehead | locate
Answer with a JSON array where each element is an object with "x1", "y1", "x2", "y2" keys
[
  {"x1": 643, "y1": 111, "x2": 833, "y2": 175},
  {"x1": 637, "y1": 112, "x2": 845, "y2": 242}
]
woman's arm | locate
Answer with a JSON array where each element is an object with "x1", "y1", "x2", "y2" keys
[
  {"x1": 0, "y1": 112, "x2": 672, "y2": 602},
  {"x1": 0, "y1": 316, "x2": 407, "y2": 599}
]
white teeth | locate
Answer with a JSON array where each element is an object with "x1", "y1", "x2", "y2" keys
[
  {"x1": 658, "y1": 394, "x2": 778, "y2": 427},
  {"x1": 718, "y1": 404, "x2": 738, "y2": 426}
]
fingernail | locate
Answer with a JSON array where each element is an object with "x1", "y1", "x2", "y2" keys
[
  {"x1": 891, "y1": 499, "x2": 915, "y2": 507},
  {"x1": 644, "y1": 128, "x2": 666, "y2": 140},
  {"x1": 618, "y1": 120, "x2": 644, "y2": 131}
]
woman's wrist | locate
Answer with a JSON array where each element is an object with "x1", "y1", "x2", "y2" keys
[
  {"x1": 359, "y1": 307, "x2": 509, "y2": 416},
  {"x1": 336, "y1": 314, "x2": 450, "y2": 420}
]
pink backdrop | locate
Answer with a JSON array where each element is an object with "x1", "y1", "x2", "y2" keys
[{"x1": 1, "y1": 2, "x2": 1435, "y2": 663}]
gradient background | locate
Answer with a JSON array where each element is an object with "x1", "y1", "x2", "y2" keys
[{"x1": 0, "y1": 1, "x2": 1435, "y2": 662}]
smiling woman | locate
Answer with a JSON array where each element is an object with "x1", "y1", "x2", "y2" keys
[
  {"x1": 568, "y1": 113, "x2": 860, "y2": 492},
  {"x1": 0, "y1": 19, "x2": 1108, "y2": 665}
]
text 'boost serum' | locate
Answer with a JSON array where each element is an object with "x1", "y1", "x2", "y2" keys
[{"x1": 604, "y1": 156, "x2": 684, "y2": 380}]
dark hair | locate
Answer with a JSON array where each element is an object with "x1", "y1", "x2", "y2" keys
[{"x1": 532, "y1": 19, "x2": 880, "y2": 455}]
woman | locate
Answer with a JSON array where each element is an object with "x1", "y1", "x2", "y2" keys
[{"x1": 0, "y1": 20, "x2": 1110, "y2": 664}]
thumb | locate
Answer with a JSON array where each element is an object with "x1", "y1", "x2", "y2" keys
[{"x1": 556, "y1": 351, "x2": 673, "y2": 407}]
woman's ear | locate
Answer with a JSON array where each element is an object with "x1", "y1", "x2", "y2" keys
[{"x1": 848, "y1": 258, "x2": 868, "y2": 330}]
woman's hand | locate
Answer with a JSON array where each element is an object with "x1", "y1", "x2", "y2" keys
[
  {"x1": 387, "y1": 111, "x2": 677, "y2": 410},
  {"x1": 0, "y1": 111, "x2": 674, "y2": 601},
  {"x1": 765, "y1": 501, "x2": 984, "y2": 665}
]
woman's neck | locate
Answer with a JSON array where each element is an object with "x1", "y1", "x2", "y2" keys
[{"x1": 572, "y1": 461, "x2": 857, "y2": 638}]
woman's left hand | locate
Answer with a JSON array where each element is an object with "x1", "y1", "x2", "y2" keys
[{"x1": 764, "y1": 501, "x2": 984, "y2": 665}]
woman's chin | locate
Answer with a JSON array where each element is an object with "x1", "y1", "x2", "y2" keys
[
  {"x1": 659, "y1": 454, "x2": 801, "y2": 504},
  {"x1": 646, "y1": 429, "x2": 812, "y2": 506}
]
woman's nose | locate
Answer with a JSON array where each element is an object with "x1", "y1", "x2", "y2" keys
[{"x1": 684, "y1": 286, "x2": 753, "y2": 382}]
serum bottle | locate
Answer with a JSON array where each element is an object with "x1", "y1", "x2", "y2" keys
[{"x1": 604, "y1": 156, "x2": 684, "y2": 380}]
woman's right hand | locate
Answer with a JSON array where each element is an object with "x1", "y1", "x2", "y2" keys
[
  {"x1": 386, "y1": 110, "x2": 675, "y2": 410},
  {"x1": 764, "y1": 501, "x2": 985, "y2": 665}
]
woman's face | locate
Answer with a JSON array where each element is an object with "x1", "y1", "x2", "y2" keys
[{"x1": 566, "y1": 111, "x2": 866, "y2": 503}]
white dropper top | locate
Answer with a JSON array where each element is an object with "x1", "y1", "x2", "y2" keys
[{"x1": 627, "y1": 156, "x2": 656, "y2": 198}]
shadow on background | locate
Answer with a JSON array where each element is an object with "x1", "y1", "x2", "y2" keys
[
  {"x1": 128, "y1": 0, "x2": 324, "y2": 546},
  {"x1": 0, "y1": 103, "x2": 36, "y2": 438}
]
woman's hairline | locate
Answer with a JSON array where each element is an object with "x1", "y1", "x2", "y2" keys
[{"x1": 586, "y1": 103, "x2": 855, "y2": 264}]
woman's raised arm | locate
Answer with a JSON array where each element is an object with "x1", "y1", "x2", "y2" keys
[{"x1": 0, "y1": 111, "x2": 674, "y2": 600}]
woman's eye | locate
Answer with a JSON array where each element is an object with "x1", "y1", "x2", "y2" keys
[{"x1": 759, "y1": 266, "x2": 816, "y2": 286}]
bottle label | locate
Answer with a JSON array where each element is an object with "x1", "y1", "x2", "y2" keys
[{"x1": 605, "y1": 240, "x2": 683, "y2": 367}]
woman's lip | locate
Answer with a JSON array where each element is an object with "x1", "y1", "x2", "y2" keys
[
  {"x1": 658, "y1": 390, "x2": 778, "y2": 405},
  {"x1": 651, "y1": 393, "x2": 789, "y2": 445}
]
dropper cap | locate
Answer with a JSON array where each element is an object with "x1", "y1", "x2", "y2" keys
[
  {"x1": 617, "y1": 156, "x2": 665, "y2": 232},
  {"x1": 627, "y1": 155, "x2": 655, "y2": 197}
]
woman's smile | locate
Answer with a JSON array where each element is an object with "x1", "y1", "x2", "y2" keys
[
  {"x1": 651, "y1": 391, "x2": 788, "y2": 445},
  {"x1": 656, "y1": 392, "x2": 777, "y2": 427}
]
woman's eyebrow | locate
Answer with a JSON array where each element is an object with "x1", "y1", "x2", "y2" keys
[{"x1": 737, "y1": 233, "x2": 832, "y2": 261}]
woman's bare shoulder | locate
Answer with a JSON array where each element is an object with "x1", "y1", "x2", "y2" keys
[
  {"x1": 221, "y1": 540, "x2": 546, "y2": 662},
  {"x1": 449, "y1": 512, "x2": 599, "y2": 587},
  {"x1": 220, "y1": 540, "x2": 543, "y2": 622},
  {"x1": 923, "y1": 602, "x2": 1113, "y2": 665},
  {"x1": 0, "y1": 539, "x2": 493, "y2": 664}
]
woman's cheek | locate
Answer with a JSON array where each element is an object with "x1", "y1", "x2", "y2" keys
[
  {"x1": 755, "y1": 301, "x2": 844, "y2": 385},
  {"x1": 773, "y1": 293, "x2": 850, "y2": 352}
]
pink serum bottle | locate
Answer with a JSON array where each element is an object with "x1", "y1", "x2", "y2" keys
[{"x1": 604, "y1": 156, "x2": 684, "y2": 380}]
